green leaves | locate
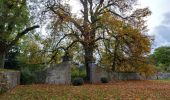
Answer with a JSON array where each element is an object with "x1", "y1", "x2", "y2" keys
[
  {"x1": 0, "y1": 0, "x2": 29, "y2": 40},
  {"x1": 151, "y1": 46, "x2": 170, "y2": 72}
]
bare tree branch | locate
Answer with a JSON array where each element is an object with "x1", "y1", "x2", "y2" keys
[
  {"x1": 47, "y1": 4, "x2": 84, "y2": 33},
  {"x1": 7, "y1": 25, "x2": 39, "y2": 51}
]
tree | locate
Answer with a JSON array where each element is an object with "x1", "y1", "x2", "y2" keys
[
  {"x1": 0, "y1": 0, "x2": 39, "y2": 68},
  {"x1": 99, "y1": 13, "x2": 152, "y2": 72},
  {"x1": 17, "y1": 35, "x2": 47, "y2": 65},
  {"x1": 151, "y1": 46, "x2": 170, "y2": 72},
  {"x1": 33, "y1": 0, "x2": 152, "y2": 81}
]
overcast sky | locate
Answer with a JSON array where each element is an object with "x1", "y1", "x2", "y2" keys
[
  {"x1": 69, "y1": 0, "x2": 170, "y2": 50},
  {"x1": 138, "y1": 0, "x2": 170, "y2": 50}
]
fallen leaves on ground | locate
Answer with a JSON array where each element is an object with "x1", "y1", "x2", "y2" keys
[{"x1": 0, "y1": 80, "x2": 170, "y2": 100}]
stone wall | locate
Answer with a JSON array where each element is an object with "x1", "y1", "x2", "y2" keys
[
  {"x1": 112, "y1": 72, "x2": 144, "y2": 80},
  {"x1": 90, "y1": 64, "x2": 110, "y2": 83},
  {"x1": 89, "y1": 64, "x2": 144, "y2": 83},
  {"x1": 45, "y1": 62, "x2": 71, "y2": 84},
  {"x1": 36, "y1": 61, "x2": 71, "y2": 84},
  {"x1": 149, "y1": 72, "x2": 170, "y2": 80},
  {"x1": 0, "y1": 70, "x2": 20, "y2": 89}
]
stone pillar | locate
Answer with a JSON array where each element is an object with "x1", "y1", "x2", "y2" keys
[
  {"x1": 0, "y1": 70, "x2": 20, "y2": 89},
  {"x1": 44, "y1": 53, "x2": 72, "y2": 84},
  {"x1": 63, "y1": 54, "x2": 71, "y2": 84},
  {"x1": 89, "y1": 62, "x2": 96, "y2": 83}
]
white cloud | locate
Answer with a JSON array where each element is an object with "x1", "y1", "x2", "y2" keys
[
  {"x1": 151, "y1": 12, "x2": 170, "y2": 48},
  {"x1": 138, "y1": 0, "x2": 170, "y2": 29},
  {"x1": 138, "y1": 0, "x2": 170, "y2": 49}
]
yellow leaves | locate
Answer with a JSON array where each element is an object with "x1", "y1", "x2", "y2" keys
[
  {"x1": 100, "y1": 12, "x2": 124, "y2": 29},
  {"x1": 116, "y1": 64, "x2": 136, "y2": 72},
  {"x1": 100, "y1": 15, "x2": 151, "y2": 71},
  {"x1": 137, "y1": 64, "x2": 157, "y2": 78},
  {"x1": 101, "y1": 52, "x2": 113, "y2": 70}
]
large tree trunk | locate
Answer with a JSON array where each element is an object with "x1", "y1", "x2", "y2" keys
[
  {"x1": 0, "y1": 52, "x2": 5, "y2": 69},
  {"x1": 84, "y1": 45, "x2": 94, "y2": 81}
]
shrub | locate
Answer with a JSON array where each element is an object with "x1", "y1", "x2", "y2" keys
[
  {"x1": 101, "y1": 77, "x2": 109, "y2": 83},
  {"x1": 71, "y1": 67, "x2": 86, "y2": 79},
  {"x1": 20, "y1": 68, "x2": 36, "y2": 84},
  {"x1": 20, "y1": 64, "x2": 46, "y2": 84},
  {"x1": 72, "y1": 77, "x2": 84, "y2": 86}
]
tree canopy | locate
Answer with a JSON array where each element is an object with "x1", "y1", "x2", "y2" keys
[
  {"x1": 0, "y1": 0, "x2": 154, "y2": 81},
  {"x1": 28, "y1": 0, "x2": 153, "y2": 81},
  {"x1": 151, "y1": 46, "x2": 170, "y2": 72},
  {"x1": 0, "y1": 0, "x2": 39, "y2": 68}
]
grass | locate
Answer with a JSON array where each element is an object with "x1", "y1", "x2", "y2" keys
[
  {"x1": 156, "y1": 78, "x2": 170, "y2": 83},
  {"x1": 0, "y1": 68, "x2": 19, "y2": 72},
  {"x1": 163, "y1": 78, "x2": 170, "y2": 81},
  {"x1": 0, "y1": 80, "x2": 170, "y2": 100}
]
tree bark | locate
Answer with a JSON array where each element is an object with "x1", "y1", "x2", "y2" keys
[{"x1": 0, "y1": 51, "x2": 5, "y2": 69}]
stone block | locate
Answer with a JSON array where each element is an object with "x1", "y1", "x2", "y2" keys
[
  {"x1": 0, "y1": 69, "x2": 20, "y2": 89},
  {"x1": 36, "y1": 61, "x2": 71, "y2": 84}
]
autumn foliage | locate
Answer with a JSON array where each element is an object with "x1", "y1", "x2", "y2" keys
[
  {"x1": 99, "y1": 12, "x2": 154, "y2": 75},
  {"x1": 30, "y1": 0, "x2": 154, "y2": 81},
  {"x1": 1, "y1": 81, "x2": 170, "y2": 99}
]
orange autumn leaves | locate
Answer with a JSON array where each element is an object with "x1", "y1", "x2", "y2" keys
[
  {"x1": 1, "y1": 80, "x2": 170, "y2": 100},
  {"x1": 99, "y1": 12, "x2": 153, "y2": 74},
  {"x1": 100, "y1": 12, "x2": 151, "y2": 54}
]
